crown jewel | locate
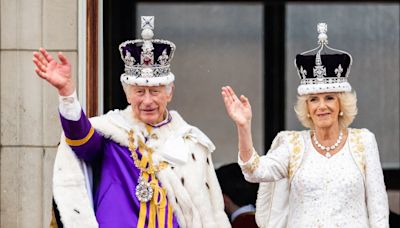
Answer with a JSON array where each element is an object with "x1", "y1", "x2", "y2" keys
[
  {"x1": 294, "y1": 23, "x2": 353, "y2": 95},
  {"x1": 119, "y1": 16, "x2": 176, "y2": 86}
]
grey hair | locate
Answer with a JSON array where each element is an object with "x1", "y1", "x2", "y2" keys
[
  {"x1": 165, "y1": 83, "x2": 173, "y2": 94},
  {"x1": 294, "y1": 91, "x2": 358, "y2": 129},
  {"x1": 121, "y1": 82, "x2": 174, "y2": 96}
]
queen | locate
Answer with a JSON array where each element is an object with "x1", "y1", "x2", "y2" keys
[{"x1": 221, "y1": 23, "x2": 389, "y2": 228}]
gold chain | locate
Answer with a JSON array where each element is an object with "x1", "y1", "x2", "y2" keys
[{"x1": 128, "y1": 130, "x2": 168, "y2": 174}]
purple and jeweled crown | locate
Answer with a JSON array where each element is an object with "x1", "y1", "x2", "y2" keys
[{"x1": 119, "y1": 16, "x2": 176, "y2": 86}]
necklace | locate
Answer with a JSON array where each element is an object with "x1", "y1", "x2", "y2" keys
[
  {"x1": 313, "y1": 130, "x2": 343, "y2": 158},
  {"x1": 128, "y1": 130, "x2": 168, "y2": 203}
]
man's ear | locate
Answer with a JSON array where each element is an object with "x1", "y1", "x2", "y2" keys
[
  {"x1": 122, "y1": 83, "x2": 132, "y2": 104},
  {"x1": 222, "y1": 193, "x2": 235, "y2": 214},
  {"x1": 125, "y1": 91, "x2": 131, "y2": 104},
  {"x1": 167, "y1": 83, "x2": 175, "y2": 102}
]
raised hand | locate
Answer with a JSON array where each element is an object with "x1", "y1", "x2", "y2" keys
[
  {"x1": 221, "y1": 86, "x2": 252, "y2": 127},
  {"x1": 32, "y1": 48, "x2": 74, "y2": 96}
]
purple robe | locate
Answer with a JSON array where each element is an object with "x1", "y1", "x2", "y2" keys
[{"x1": 60, "y1": 110, "x2": 180, "y2": 228}]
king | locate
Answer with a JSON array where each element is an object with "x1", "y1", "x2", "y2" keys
[{"x1": 33, "y1": 16, "x2": 230, "y2": 228}]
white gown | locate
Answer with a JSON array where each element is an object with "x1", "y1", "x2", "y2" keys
[
  {"x1": 239, "y1": 129, "x2": 389, "y2": 228},
  {"x1": 289, "y1": 138, "x2": 368, "y2": 227}
]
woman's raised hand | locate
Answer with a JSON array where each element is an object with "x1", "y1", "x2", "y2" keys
[
  {"x1": 221, "y1": 86, "x2": 252, "y2": 127},
  {"x1": 32, "y1": 48, "x2": 74, "y2": 96}
]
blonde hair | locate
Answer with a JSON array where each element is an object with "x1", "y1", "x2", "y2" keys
[{"x1": 294, "y1": 91, "x2": 358, "y2": 129}]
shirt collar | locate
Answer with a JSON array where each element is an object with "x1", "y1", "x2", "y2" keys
[
  {"x1": 146, "y1": 110, "x2": 172, "y2": 129},
  {"x1": 231, "y1": 204, "x2": 255, "y2": 222}
]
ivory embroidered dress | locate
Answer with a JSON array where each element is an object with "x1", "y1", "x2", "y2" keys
[
  {"x1": 239, "y1": 129, "x2": 389, "y2": 228},
  {"x1": 290, "y1": 134, "x2": 367, "y2": 227}
]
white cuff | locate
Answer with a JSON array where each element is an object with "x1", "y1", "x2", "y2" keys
[
  {"x1": 238, "y1": 148, "x2": 257, "y2": 165},
  {"x1": 59, "y1": 90, "x2": 82, "y2": 121},
  {"x1": 238, "y1": 148, "x2": 260, "y2": 174}
]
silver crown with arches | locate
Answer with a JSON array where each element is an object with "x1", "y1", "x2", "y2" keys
[{"x1": 294, "y1": 23, "x2": 353, "y2": 95}]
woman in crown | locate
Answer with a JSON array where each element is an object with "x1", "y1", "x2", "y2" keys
[{"x1": 221, "y1": 23, "x2": 389, "y2": 228}]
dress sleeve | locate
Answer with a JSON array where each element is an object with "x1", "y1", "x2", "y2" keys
[
  {"x1": 238, "y1": 132, "x2": 290, "y2": 183},
  {"x1": 58, "y1": 93, "x2": 104, "y2": 162},
  {"x1": 364, "y1": 130, "x2": 389, "y2": 228}
]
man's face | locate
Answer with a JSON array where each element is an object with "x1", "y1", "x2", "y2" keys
[{"x1": 126, "y1": 85, "x2": 173, "y2": 125}]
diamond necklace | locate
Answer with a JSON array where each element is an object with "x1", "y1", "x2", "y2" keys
[{"x1": 313, "y1": 130, "x2": 343, "y2": 158}]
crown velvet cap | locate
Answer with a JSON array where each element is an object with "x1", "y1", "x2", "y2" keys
[
  {"x1": 119, "y1": 16, "x2": 176, "y2": 86},
  {"x1": 294, "y1": 23, "x2": 353, "y2": 95}
]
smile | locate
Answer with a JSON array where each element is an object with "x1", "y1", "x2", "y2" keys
[
  {"x1": 316, "y1": 113, "x2": 330, "y2": 117},
  {"x1": 141, "y1": 108, "x2": 157, "y2": 112}
]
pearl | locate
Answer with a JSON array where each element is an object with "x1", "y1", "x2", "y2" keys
[
  {"x1": 141, "y1": 28, "x2": 154, "y2": 39},
  {"x1": 313, "y1": 131, "x2": 343, "y2": 158}
]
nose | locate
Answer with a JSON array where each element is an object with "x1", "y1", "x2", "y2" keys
[
  {"x1": 317, "y1": 100, "x2": 327, "y2": 110},
  {"x1": 142, "y1": 91, "x2": 153, "y2": 105}
]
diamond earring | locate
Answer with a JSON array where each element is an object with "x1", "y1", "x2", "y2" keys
[{"x1": 339, "y1": 111, "x2": 343, "y2": 116}]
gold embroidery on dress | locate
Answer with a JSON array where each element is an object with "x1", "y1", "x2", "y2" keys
[
  {"x1": 243, "y1": 150, "x2": 261, "y2": 174},
  {"x1": 288, "y1": 131, "x2": 303, "y2": 179},
  {"x1": 250, "y1": 155, "x2": 260, "y2": 173},
  {"x1": 349, "y1": 128, "x2": 366, "y2": 175}
]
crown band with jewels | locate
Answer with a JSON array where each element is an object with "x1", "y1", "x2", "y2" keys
[
  {"x1": 294, "y1": 23, "x2": 353, "y2": 95},
  {"x1": 119, "y1": 16, "x2": 176, "y2": 86}
]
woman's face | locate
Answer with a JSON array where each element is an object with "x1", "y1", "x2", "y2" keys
[{"x1": 307, "y1": 93, "x2": 340, "y2": 129}]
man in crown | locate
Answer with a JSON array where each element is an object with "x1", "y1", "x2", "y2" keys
[{"x1": 33, "y1": 16, "x2": 230, "y2": 228}]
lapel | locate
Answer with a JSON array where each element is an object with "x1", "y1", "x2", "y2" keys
[{"x1": 347, "y1": 128, "x2": 366, "y2": 179}]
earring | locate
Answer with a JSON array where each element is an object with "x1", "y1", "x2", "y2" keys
[
  {"x1": 339, "y1": 111, "x2": 343, "y2": 116},
  {"x1": 307, "y1": 113, "x2": 311, "y2": 118}
]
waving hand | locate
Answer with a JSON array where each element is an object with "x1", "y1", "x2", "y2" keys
[
  {"x1": 32, "y1": 48, "x2": 74, "y2": 96},
  {"x1": 221, "y1": 86, "x2": 252, "y2": 127}
]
